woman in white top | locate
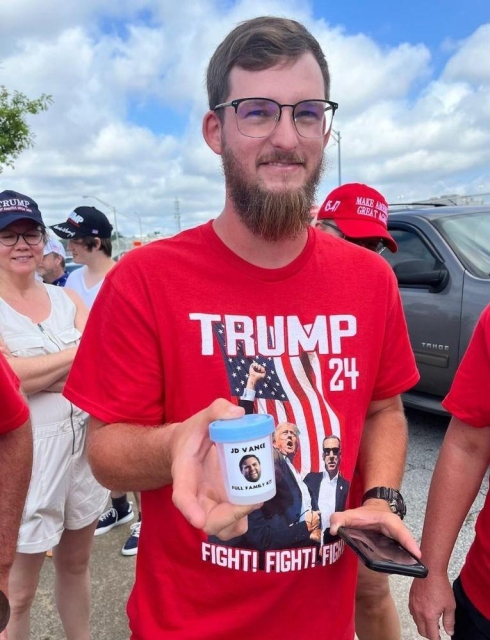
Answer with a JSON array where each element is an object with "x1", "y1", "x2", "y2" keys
[{"x1": 0, "y1": 190, "x2": 108, "y2": 640}]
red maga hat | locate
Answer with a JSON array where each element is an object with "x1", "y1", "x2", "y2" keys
[{"x1": 317, "y1": 183, "x2": 397, "y2": 253}]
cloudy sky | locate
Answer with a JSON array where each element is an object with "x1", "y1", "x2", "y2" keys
[{"x1": 1, "y1": 0, "x2": 489, "y2": 238}]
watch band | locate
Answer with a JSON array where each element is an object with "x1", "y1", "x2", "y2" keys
[{"x1": 361, "y1": 486, "x2": 406, "y2": 519}]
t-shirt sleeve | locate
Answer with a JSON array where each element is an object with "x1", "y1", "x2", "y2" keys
[
  {"x1": 64, "y1": 261, "x2": 165, "y2": 426},
  {"x1": 442, "y1": 305, "x2": 490, "y2": 428},
  {"x1": 0, "y1": 352, "x2": 29, "y2": 435},
  {"x1": 370, "y1": 272, "x2": 420, "y2": 401}
]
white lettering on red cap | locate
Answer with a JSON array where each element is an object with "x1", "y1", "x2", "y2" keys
[
  {"x1": 356, "y1": 196, "x2": 374, "y2": 207},
  {"x1": 323, "y1": 199, "x2": 341, "y2": 213},
  {"x1": 357, "y1": 205, "x2": 375, "y2": 217},
  {"x1": 355, "y1": 197, "x2": 388, "y2": 226}
]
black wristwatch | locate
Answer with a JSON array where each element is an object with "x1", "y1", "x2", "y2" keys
[
  {"x1": 361, "y1": 487, "x2": 406, "y2": 520},
  {"x1": 0, "y1": 589, "x2": 10, "y2": 632}
]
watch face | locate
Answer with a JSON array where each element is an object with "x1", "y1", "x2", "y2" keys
[
  {"x1": 362, "y1": 487, "x2": 405, "y2": 519},
  {"x1": 0, "y1": 590, "x2": 10, "y2": 632}
]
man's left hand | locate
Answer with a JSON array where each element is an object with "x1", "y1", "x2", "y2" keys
[{"x1": 329, "y1": 501, "x2": 421, "y2": 558}]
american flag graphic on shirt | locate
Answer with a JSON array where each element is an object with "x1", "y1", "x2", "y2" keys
[{"x1": 213, "y1": 321, "x2": 341, "y2": 474}]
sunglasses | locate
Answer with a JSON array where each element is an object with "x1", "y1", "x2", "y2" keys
[
  {"x1": 318, "y1": 220, "x2": 387, "y2": 254},
  {"x1": 323, "y1": 447, "x2": 340, "y2": 456}
]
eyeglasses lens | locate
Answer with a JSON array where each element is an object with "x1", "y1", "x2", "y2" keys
[
  {"x1": 235, "y1": 99, "x2": 333, "y2": 139},
  {"x1": 0, "y1": 231, "x2": 43, "y2": 246}
]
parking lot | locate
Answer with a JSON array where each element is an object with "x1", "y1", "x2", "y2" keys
[{"x1": 30, "y1": 408, "x2": 485, "y2": 640}]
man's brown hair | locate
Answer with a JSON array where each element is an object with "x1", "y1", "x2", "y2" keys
[
  {"x1": 78, "y1": 236, "x2": 112, "y2": 258},
  {"x1": 206, "y1": 16, "x2": 331, "y2": 112}
]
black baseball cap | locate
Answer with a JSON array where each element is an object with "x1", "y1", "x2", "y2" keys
[
  {"x1": 51, "y1": 206, "x2": 113, "y2": 239},
  {"x1": 0, "y1": 190, "x2": 45, "y2": 231}
]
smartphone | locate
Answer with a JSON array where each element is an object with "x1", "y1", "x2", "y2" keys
[{"x1": 337, "y1": 526, "x2": 428, "y2": 578}]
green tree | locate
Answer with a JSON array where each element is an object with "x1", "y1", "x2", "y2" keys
[{"x1": 0, "y1": 86, "x2": 52, "y2": 173}]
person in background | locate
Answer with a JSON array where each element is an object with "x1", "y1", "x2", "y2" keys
[
  {"x1": 37, "y1": 236, "x2": 68, "y2": 286},
  {"x1": 63, "y1": 17, "x2": 419, "y2": 639},
  {"x1": 409, "y1": 305, "x2": 490, "y2": 640},
  {"x1": 316, "y1": 182, "x2": 401, "y2": 640},
  {"x1": 0, "y1": 190, "x2": 108, "y2": 639},
  {"x1": 0, "y1": 351, "x2": 33, "y2": 639},
  {"x1": 316, "y1": 182, "x2": 397, "y2": 254},
  {"x1": 51, "y1": 207, "x2": 140, "y2": 555},
  {"x1": 51, "y1": 207, "x2": 116, "y2": 308}
]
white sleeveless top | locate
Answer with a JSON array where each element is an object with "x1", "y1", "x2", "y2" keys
[
  {"x1": 65, "y1": 266, "x2": 104, "y2": 309},
  {"x1": 0, "y1": 284, "x2": 86, "y2": 431}
]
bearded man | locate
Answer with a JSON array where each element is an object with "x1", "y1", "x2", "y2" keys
[{"x1": 64, "y1": 16, "x2": 419, "y2": 640}]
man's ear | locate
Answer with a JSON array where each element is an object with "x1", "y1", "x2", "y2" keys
[{"x1": 202, "y1": 110, "x2": 223, "y2": 155}]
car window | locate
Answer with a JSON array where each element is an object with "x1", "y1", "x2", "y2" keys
[
  {"x1": 435, "y1": 213, "x2": 490, "y2": 279},
  {"x1": 382, "y1": 228, "x2": 438, "y2": 271}
]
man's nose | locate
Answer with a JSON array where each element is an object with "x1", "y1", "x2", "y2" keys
[{"x1": 268, "y1": 107, "x2": 299, "y2": 149}]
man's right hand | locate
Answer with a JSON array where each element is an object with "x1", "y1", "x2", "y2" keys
[
  {"x1": 248, "y1": 363, "x2": 266, "y2": 387},
  {"x1": 170, "y1": 399, "x2": 262, "y2": 541},
  {"x1": 409, "y1": 572, "x2": 456, "y2": 640}
]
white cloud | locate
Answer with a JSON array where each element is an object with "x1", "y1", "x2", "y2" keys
[
  {"x1": 1, "y1": 0, "x2": 489, "y2": 237},
  {"x1": 443, "y1": 24, "x2": 490, "y2": 84}
]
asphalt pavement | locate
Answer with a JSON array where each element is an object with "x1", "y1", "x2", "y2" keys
[{"x1": 30, "y1": 408, "x2": 486, "y2": 639}]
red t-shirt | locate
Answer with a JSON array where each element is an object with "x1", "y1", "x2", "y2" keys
[
  {"x1": 0, "y1": 351, "x2": 29, "y2": 435},
  {"x1": 442, "y1": 304, "x2": 490, "y2": 619},
  {"x1": 65, "y1": 222, "x2": 419, "y2": 640}
]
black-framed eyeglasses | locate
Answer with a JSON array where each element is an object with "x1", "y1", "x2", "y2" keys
[
  {"x1": 214, "y1": 97, "x2": 338, "y2": 139},
  {"x1": 323, "y1": 447, "x2": 340, "y2": 456},
  {"x1": 0, "y1": 229, "x2": 44, "y2": 246}
]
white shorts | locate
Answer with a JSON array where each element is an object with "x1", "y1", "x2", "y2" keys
[{"x1": 18, "y1": 416, "x2": 109, "y2": 554}]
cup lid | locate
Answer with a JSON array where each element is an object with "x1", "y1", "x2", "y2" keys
[{"x1": 209, "y1": 414, "x2": 274, "y2": 443}]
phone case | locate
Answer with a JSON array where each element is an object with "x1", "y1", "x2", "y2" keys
[{"x1": 337, "y1": 527, "x2": 428, "y2": 578}]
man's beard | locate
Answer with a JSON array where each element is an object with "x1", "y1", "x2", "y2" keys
[{"x1": 222, "y1": 141, "x2": 325, "y2": 242}]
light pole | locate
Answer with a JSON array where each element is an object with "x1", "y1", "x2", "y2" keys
[
  {"x1": 330, "y1": 129, "x2": 342, "y2": 186},
  {"x1": 133, "y1": 211, "x2": 143, "y2": 238},
  {"x1": 174, "y1": 198, "x2": 181, "y2": 233},
  {"x1": 82, "y1": 195, "x2": 120, "y2": 256}
]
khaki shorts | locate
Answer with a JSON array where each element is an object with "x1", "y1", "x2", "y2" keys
[{"x1": 18, "y1": 417, "x2": 109, "y2": 554}]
